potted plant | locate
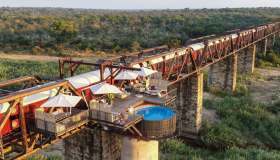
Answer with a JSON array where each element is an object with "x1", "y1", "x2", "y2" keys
[{"x1": 107, "y1": 93, "x2": 115, "y2": 105}]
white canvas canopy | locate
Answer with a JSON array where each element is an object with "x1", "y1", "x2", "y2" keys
[
  {"x1": 137, "y1": 67, "x2": 157, "y2": 77},
  {"x1": 23, "y1": 88, "x2": 59, "y2": 106},
  {"x1": 0, "y1": 102, "x2": 10, "y2": 114},
  {"x1": 41, "y1": 94, "x2": 82, "y2": 108},
  {"x1": 67, "y1": 68, "x2": 117, "y2": 89},
  {"x1": 90, "y1": 82, "x2": 123, "y2": 95},
  {"x1": 115, "y1": 70, "x2": 138, "y2": 80},
  {"x1": 67, "y1": 71, "x2": 100, "y2": 89}
]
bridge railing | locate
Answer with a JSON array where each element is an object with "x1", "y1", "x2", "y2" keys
[{"x1": 35, "y1": 108, "x2": 89, "y2": 136}]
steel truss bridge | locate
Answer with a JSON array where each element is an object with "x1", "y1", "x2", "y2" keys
[{"x1": 0, "y1": 21, "x2": 279, "y2": 159}]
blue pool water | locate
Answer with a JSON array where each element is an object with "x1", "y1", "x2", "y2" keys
[{"x1": 136, "y1": 106, "x2": 175, "y2": 121}]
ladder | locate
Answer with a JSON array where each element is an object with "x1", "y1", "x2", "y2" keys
[{"x1": 0, "y1": 135, "x2": 4, "y2": 160}]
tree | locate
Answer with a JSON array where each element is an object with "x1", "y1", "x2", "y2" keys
[
  {"x1": 49, "y1": 20, "x2": 78, "y2": 43},
  {"x1": 130, "y1": 41, "x2": 141, "y2": 52},
  {"x1": 168, "y1": 39, "x2": 181, "y2": 49}
]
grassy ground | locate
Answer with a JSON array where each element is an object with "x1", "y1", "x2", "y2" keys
[{"x1": 0, "y1": 59, "x2": 91, "y2": 81}]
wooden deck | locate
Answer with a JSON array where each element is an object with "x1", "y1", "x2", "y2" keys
[
  {"x1": 111, "y1": 93, "x2": 168, "y2": 113},
  {"x1": 92, "y1": 114, "x2": 143, "y2": 130},
  {"x1": 89, "y1": 91, "x2": 177, "y2": 136},
  {"x1": 111, "y1": 95, "x2": 144, "y2": 113}
]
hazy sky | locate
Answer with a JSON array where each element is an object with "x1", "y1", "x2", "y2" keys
[{"x1": 0, "y1": 0, "x2": 279, "y2": 9}]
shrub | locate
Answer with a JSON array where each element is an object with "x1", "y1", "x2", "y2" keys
[
  {"x1": 31, "y1": 46, "x2": 45, "y2": 55},
  {"x1": 160, "y1": 139, "x2": 280, "y2": 160},
  {"x1": 201, "y1": 123, "x2": 245, "y2": 149},
  {"x1": 256, "y1": 51, "x2": 280, "y2": 68},
  {"x1": 28, "y1": 154, "x2": 62, "y2": 160},
  {"x1": 200, "y1": 96, "x2": 280, "y2": 149}
]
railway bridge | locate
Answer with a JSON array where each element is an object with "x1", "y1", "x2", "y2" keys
[{"x1": 0, "y1": 22, "x2": 279, "y2": 160}]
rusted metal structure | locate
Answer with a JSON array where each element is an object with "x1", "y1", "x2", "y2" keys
[
  {"x1": 0, "y1": 76, "x2": 42, "y2": 97},
  {"x1": 59, "y1": 23, "x2": 280, "y2": 85},
  {"x1": 0, "y1": 22, "x2": 279, "y2": 159},
  {"x1": 0, "y1": 81, "x2": 83, "y2": 160}
]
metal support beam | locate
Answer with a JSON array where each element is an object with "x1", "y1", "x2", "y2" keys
[
  {"x1": 0, "y1": 81, "x2": 69, "y2": 104},
  {"x1": 0, "y1": 76, "x2": 41, "y2": 88},
  {"x1": 19, "y1": 100, "x2": 29, "y2": 153}
]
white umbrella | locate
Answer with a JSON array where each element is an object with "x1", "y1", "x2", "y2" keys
[
  {"x1": 137, "y1": 67, "x2": 157, "y2": 77},
  {"x1": 90, "y1": 82, "x2": 123, "y2": 95},
  {"x1": 67, "y1": 71, "x2": 100, "y2": 89},
  {"x1": 41, "y1": 94, "x2": 82, "y2": 114},
  {"x1": 0, "y1": 102, "x2": 9, "y2": 114},
  {"x1": 115, "y1": 70, "x2": 138, "y2": 80}
]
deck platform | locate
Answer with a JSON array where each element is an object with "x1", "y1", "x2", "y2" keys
[
  {"x1": 111, "y1": 92, "x2": 176, "y2": 113},
  {"x1": 91, "y1": 114, "x2": 143, "y2": 130}
]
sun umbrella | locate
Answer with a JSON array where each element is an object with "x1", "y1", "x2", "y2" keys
[
  {"x1": 115, "y1": 70, "x2": 138, "y2": 80},
  {"x1": 90, "y1": 82, "x2": 123, "y2": 95},
  {"x1": 0, "y1": 102, "x2": 9, "y2": 114},
  {"x1": 137, "y1": 67, "x2": 157, "y2": 77},
  {"x1": 41, "y1": 94, "x2": 82, "y2": 114},
  {"x1": 67, "y1": 71, "x2": 100, "y2": 89}
]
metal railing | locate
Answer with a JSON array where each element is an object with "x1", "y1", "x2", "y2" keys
[
  {"x1": 161, "y1": 88, "x2": 177, "y2": 105},
  {"x1": 35, "y1": 109, "x2": 89, "y2": 135}
]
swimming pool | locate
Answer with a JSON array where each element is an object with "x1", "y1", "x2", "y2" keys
[
  {"x1": 136, "y1": 106, "x2": 175, "y2": 121},
  {"x1": 136, "y1": 105, "x2": 176, "y2": 138}
]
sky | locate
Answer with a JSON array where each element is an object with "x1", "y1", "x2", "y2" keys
[{"x1": 0, "y1": 0, "x2": 279, "y2": 9}]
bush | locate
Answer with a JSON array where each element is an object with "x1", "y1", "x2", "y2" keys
[
  {"x1": 201, "y1": 123, "x2": 245, "y2": 149},
  {"x1": 28, "y1": 154, "x2": 62, "y2": 160},
  {"x1": 160, "y1": 139, "x2": 280, "y2": 160},
  {"x1": 200, "y1": 96, "x2": 280, "y2": 149},
  {"x1": 256, "y1": 50, "x2": 280, "y2": 68},
  {"x1": 31, "y1": 46, "x2": 45, "y2": 55}
]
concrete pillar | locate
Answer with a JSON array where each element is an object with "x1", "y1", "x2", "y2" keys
[
  {"x1": 208, "y1": 54, "x2": 238, "y2": 92},
  {"x1": 264, "y1": 38, "x2": 268, "y2": 56},
  {"x1": 237, "y1": 44, "x2": 256, "y2": 74},
  {"x1": 121, "y1": 137, "x2": 158, "y2": 160},
  {"x1": 64, "y1": 128, "x2": 122, "y2": 160},
  {"x1": 177, "y1": 72, "x2": 203, "y2": 137},
  {"x1": 273, "y1": 34, "x2": 276, "y2": 46},
  {"x1": 175, "y1": 82, "x2": 183, "y2": 134}
]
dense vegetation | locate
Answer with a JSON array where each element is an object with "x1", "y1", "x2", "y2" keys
[
  {"x1": 161, "y1": 72, "x2": 280, "y2": 159},
  {"x1": 0, "y1": 7, "x2": 279, "y2": 55},
  {"x1": 161, "y1": 139, "x2": 280, "y2": 160},
  {"x1": 201, "y1": 97, "x2": 280, "y2": 149}
]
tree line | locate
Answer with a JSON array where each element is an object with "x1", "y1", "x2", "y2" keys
[{"x1": 0, "y1": 7, "x2": 279, "y2": 56}]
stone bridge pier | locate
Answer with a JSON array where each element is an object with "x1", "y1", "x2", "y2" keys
[
  {"x1": 208, "y1": 44, "x2": 256, "y2": 92},
  {"x1": 175, "y1": 33, "x2": 279, "y2": 138},
  {"x1": 175, "y1": 45, "x2": 258, "y2": 138},
  {"x1": 64, "y1": 127, "x2": 159, "y2": 160},
  {"x1": 237, "y1": 44, "x2": 256, "y2": 74},
  {"x1": 176, "y1": 72, "x2": 203, "y2": 137},
  {"x1": 64, "y1": 127, "x2": 122, "y2": 160},
  {"x1": 208, "y1": 54, "x2": 238, "y2": 92},
  {"x1": 258, "y1": 35, "x2": 277, "y2": 56}
]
